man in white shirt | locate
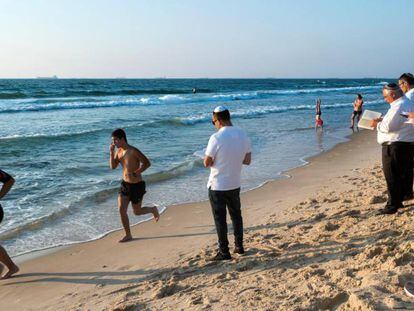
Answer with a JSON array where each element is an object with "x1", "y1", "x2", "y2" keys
[
  {"x1": 371, "y1": 83, "x2": 414, "y2": 214},
  {"x1": 399, "y1": 73, "x2": 414, "y2": 200},
  {"x1": 204, "y1": 106, "x2": 251, "y2": 260},
  {"x1": 399, "y1": 73, "x2": 414, "y2": 101}
]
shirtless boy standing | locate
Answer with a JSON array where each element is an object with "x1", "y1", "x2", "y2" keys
[
  {"x1": 350, "y1": 94, "x2": 364, "y2": 130},
  {"x1": 109, "y1": 129, "x2": 159, "y2": 243}
]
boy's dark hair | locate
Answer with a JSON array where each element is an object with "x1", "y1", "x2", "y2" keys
[
  {"x1": 399, "y1": 73, "x2": 414, "y2": 86},
  {"x1": 357, "y1": 93, "x2": 363, "y2": 99},
  {"x1": 112, "y1": 128, "x2": 127, "y2": 143},
  {"x1": 213, "y1": 109, "x2": 231, "y2": 121}
]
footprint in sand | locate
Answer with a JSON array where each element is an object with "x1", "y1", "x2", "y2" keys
[{"x1": 324, "y1": 222, "x2": 340, "y2": 231}]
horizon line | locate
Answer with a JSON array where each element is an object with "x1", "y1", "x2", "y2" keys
[{"x1": 0, "y1": 77, "x2": 394, "y2": 80}]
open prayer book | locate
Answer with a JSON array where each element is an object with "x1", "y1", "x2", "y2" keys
[{"x1": 358, "y1": 110, "x2": 382, "y2": 130}]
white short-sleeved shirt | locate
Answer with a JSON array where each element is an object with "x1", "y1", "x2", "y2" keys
[
  {"x1": 205, "y1": 126, "x2": 251, "y2": 191},
  {"x1": 377, "y1": 95, "x2": 414, "y2": 144}
]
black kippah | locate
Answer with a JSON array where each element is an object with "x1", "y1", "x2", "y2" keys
[{"x1": 384, "y1": 82, "x2": 399, "y2": 91}]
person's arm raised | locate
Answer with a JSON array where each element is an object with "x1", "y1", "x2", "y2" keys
[{"x1": 109, "y1": 144, "x2": 120, "y2": 169}]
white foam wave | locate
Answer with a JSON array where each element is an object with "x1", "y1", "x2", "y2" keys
[
  {"x1": 0, "y1": 85, "x2": 383, "y2": 113},
  {"x1": 176, "y1": 99, "x2": 384, "y2": 125}
]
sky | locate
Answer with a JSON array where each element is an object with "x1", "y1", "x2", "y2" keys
[{"x1": 0, "y1": 0, "x2": 413, "y2": 78}]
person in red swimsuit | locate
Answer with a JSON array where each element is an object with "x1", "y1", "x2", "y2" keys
[{"x1": 315, "y1": 98, "x2": 324, "y2": 130}]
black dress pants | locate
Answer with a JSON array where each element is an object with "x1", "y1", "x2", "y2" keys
[
  {"x1": 382, "y1": 143, "x2": 414, "y2": 209},
  {"x1": 208, "y1": 187, "x2": 243, "y2": 254}
]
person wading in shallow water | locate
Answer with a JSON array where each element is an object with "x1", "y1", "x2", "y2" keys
[
  {"x1": 315, "y1": 98, "x2": 324, "y2": 130},
  {"x1": 0, "y1": 169, "x2": 19, "y2": 279},
  {"x1": 350, "y1": 93, "x2": 364, "y2": 130},
  {"x1": 109, "y1": 129, "x2": 159, "y2": 243}
]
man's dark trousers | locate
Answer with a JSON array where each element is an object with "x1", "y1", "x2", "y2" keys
[
  {"x1": 208, "y1": 187, "x2": 243, "y2": 254},
  {"x1": 382, "y1": 143, "x2": 414, "y2": 209}
]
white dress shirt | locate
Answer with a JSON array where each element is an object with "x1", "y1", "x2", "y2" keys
[
  {"x1": 406, "y1": 88, "x2": 414, "y2": 101},
  {"x1": 377, "y1": 96, "x2": 414, "y2": 144}
]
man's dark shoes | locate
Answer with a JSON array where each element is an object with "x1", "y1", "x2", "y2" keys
[
  {"x1": 403, "y1": 194, "x2": 413, "y2": 201},
  {"x1": 377, "y1": 207, "x2": 399, "y2": 215},
  {"x1": 234, "y1": 247, "x2": 245, "y2": 254},
  {"x1": 208, "y1": 252, "x2": 232, "y2": 261}
]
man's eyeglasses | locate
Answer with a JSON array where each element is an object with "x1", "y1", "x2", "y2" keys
[{"x1": 211, "y1": 119, "x2": 218, "y2": 125}]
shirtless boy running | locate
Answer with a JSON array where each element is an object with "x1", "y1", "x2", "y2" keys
[{"x1": 109, "y1": 129, "x2": 159, "y2": 243}]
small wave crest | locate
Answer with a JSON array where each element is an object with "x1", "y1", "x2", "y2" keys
[
  {"x1": 0, "y1": 88, "x2": 212, "y2": 101},
  {"x1": 0, "y1": 207, "x2": 72, "y2": 241}
]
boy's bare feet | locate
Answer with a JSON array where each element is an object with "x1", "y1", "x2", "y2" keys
[
  {"x1": 1, "y1": 265, "x2": 19, "y2": 280},
  {"x1": 152, "y1": 206, "x2": 160, "y2": 222},
  {"x1": 119, "y1": 235, "x2": 133, "y2": 243}
]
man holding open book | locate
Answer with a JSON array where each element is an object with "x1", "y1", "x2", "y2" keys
[{"x1": 371, "y1": 83, "x2": 414, "y2": 214}]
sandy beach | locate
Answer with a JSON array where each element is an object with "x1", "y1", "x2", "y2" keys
[{"x1": 1, "y1": 129, "x2": 414, "y2": 310}]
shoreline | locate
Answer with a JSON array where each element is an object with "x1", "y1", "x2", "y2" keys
[
  {"x1": 1, "y1": 128, "x2": 390, "y2": 310},
  {"x1": 13, "y1": 129, "x2": 354, "y2": 263}
]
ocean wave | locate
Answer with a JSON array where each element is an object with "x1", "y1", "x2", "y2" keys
[
  {"x1": 0, "y1": 99, "x2": 384, "y2": 141},
  {"x1": 0, "y1": 127, "x2": 108, "y2": 141},
  {"x1": 0, "y1": 84, "x2": 383, "y2": 114},
  {"x1": 0, "y1": 207, "x2": 72, "y2": 241},
  {"x1": 0, "y1": 88, "x2": 212, "y2": 100},
  {"x1": 172, "y1": 99, "x2": 384, "y2": 126}
]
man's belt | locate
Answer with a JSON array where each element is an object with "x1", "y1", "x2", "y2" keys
[{"x1": 381, "y1": 141, "x2": 414, "y2": 146}]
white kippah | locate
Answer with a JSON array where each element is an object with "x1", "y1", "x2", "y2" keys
[{"x1": 213, "y1": 106, "x2": 228, "y2": 113}]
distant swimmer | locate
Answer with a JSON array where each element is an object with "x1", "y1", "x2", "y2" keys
[
  {"x1": 315, "y1": 98, "x2": 323, "y2": 130},
  {"x1": 192, "y1": 88, "x2": 197, "y2": 94},
  {"x1": 0, "y1": 169, "x2": 19, "y2": 280},
  {"x1": 109, "y1": 129, "x2": 159, "y2": 243},
  {"x1": 350, "y1": 94, "x2": 364, "y2": 130}
]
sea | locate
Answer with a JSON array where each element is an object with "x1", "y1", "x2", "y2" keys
[{"x1": 0, "y1": 78, "x2": 391, "y2": 256}]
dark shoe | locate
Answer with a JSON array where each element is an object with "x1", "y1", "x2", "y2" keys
[
  {"x1": 377, "y1": 207, "x2": 399, "y2": 215},
  {"x1": 403, "y1": 194, "x2": 414, "y2": 201},
  {"x1": 234, "y1": 247, "x2": 245, "y2": 254},
  {"x1": 208, "y1": 252, "x2": 232, "y2": 261}
]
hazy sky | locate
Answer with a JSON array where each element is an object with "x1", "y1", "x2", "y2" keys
[{"x1": 1, "y1": 0, "x2": 413, "y2": 78}]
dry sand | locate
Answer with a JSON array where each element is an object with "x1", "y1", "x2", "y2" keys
[{"x1": 1, "y1": 130, "x2": 414, "y2": 310}]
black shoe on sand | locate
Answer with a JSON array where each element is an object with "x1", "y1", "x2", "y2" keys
[
  {"x1": 403, "y1": 194, "x2": 413, "y2": 201},
  {"x1": 377, "y1": 207, "x2": 399, "y2": 215},
  {"x1": 208, "y1": 252, "x2": 232, "y2": 261},
  {"x1": 234, "y1": 247, "x2": 245, "y2": 254}
]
